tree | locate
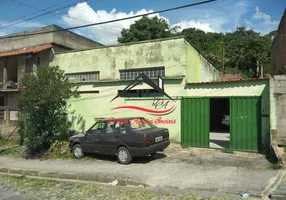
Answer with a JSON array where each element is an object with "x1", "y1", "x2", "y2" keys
[
  {"x1": 17, "y1": 66, "x2": 78, "y2": 155},
  {"x1": 224, "y1": 27, "x2": 272, "y2": 77},
  {"x1": 118, "y1": 16, "x2": 175, "y2": 43}
]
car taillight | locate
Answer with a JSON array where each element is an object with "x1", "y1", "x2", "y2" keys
[
  {"x1": 166, "y1": 133, "x2": 169, "y2": 141},
  {"x1": 143, "y1": 137, "x2": 149, "y2": 147}
]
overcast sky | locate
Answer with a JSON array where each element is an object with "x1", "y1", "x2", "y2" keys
[{"x1": 0, "y1": 0, "x2": 285, "y2": 45}]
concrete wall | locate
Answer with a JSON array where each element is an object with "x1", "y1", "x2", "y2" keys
[
  {"x1": 271, "y1": 10, "x2": 286, "y2": 75},
  {"x1": 270, "y1": 75, "x2": 286, "y2": 145},
  {"x1": 69, "y1": 80, "x2": 183, "y2": 141},
  {"x1": 199, "y1": 55, "x2": 220, "y2": 82},
  {"x1": 52, "y1": 37, "x2": 219, "y2": 83},
  {"x1": 0, "y1": 25, "x2": 102, "y2": 53},
  {"x1": 185, "y1": 41, "x2": 220, "y2": 83},
  {"x1": 52, "y1": 38, "x2": 188, "y2": 80},
  {"x1": 184, "y1": 79, "x2": 270, "y2": 150}
]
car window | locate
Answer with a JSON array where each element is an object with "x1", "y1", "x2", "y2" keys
[
  {"x1": 89, "y1": 122, "x2": 106, "y2": 133},
  {"x1": 106, "y1": 121, "x2": 116, "y2": 134},
  {"x1": 129, "y1": 118, "x2": 153, "y2": 130}
]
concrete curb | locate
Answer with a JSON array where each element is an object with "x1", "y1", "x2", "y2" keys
[
  {"x1": 0, "y1": 167, "x2": 148, "y2": 187},
  {"x1": 262, "y1": 169, "x2": 286, "y2": 200}
]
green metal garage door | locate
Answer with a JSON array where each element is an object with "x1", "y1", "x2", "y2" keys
[
  {"x1": 181, "y1": 98, "x2": 209, "y2": 147},
  {"x1": 230, "y1": 97, "x2": 261, "y2": 152}
]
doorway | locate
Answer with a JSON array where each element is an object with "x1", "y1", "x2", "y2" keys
[{"x1": 209, "y1": 98, "x2": 230, "y2": 149}]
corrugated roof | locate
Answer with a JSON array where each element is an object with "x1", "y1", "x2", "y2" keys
[
  {"x1": 186, "y1": 77, "x2": 269, "y2": 85},
  {"x1": 0, "y1": 44, "x2": 53, "y2": 58}
]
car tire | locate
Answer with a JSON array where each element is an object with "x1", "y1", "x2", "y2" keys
[
  {"x1": 72, "y1": 144, "x2": 84, "y2": 159},
  {"x1": 117, "y1": 147, "x2": 132, "y2": 164}
]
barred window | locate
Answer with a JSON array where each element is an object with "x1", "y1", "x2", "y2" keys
[
  {"x1": 120, "y1": 67, "x2": 165, "y2": 80},
  {"x1": 118, "y1": 89, "x2": 163, "y2": 97},
  {"x1": 66, "y1": 72, "x2": 100, "y2": 83}
]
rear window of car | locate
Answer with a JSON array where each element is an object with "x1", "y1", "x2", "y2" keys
[{"x1": 129, "y1": 118, "x2": 154, "y2": 130}]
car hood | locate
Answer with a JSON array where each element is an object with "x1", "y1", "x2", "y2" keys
[{"x1": 70, "y1": 133, "x2": 85, "y2": 139}]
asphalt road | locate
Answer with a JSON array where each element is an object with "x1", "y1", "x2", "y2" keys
[{"x1": 0, "y1": 189, "x2": 28, "y2": 200}]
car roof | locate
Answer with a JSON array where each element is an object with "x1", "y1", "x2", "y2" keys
[{"x1": 95, "y1": 117, "x2": 144, "y2": 123}]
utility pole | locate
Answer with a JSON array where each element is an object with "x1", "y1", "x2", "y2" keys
[{"x1": 221, "y1": 42, "x2": 225, "y2": 70}]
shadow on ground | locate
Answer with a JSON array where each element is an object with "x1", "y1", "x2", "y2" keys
[{"x1": 84, "y1": 152, "x2": 167, "y2": 164}]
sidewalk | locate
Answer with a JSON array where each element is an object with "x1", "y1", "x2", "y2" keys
[{"x1": 0, "y1": 155, "x2": 279, "y2": 198}]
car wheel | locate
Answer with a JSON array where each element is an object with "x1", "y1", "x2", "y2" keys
[
  {"x1": 117, "y1": 147, "x2": 132, "y2": 164},
  {"x1": 72, "y1": 144, "x2": 84, "y2": 159}
]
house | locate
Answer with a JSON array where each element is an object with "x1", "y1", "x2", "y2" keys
[
  {"x1": 51, "y1": 36, "x2": 274, "y2": 153},
  {"x1": 0, "y1": 25, "x2": 102, "y2": 138},
  {"x1": 270, "y1": 9, "x2": 286, "y2": 146},
  {"x1": 50, "y1": 36, "x2": 220, "y2": 141}
]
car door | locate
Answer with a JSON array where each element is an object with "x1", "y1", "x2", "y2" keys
[
  {"x1": 83, "y1": 121, "x2": 106, "y2": 153},
  {"x1": 97, "y1": 120, "x2": 121, "y2": 155}
]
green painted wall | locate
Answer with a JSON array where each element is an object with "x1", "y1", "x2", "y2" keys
[
  {"x1": 185, "y1": 41, "x2": 220, "y2": 83},
  {"x1": 68, "y1": 81, "x2": 182, "y2": 141},
  {"x1": 52, "y1": 38, "x2": 188, "y2": 80}
]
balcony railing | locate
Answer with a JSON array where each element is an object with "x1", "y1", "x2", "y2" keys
[{"x1": 0, "y1": 106, "x2": 19, "y2": 121}]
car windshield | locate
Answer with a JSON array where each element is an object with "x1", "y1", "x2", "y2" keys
[{"x1": 129, "y1": 118, "x2": 156, "y2": 130}]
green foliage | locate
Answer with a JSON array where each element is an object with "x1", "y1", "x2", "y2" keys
[
  {"x1": 118, "y1": 18, "x2": 275, "y2": 78},
  {"x1": 41, "y1": 140, "x2": 72, "y2": 160},
  {"x1": 269, "y1": 163, "x2": 282, "y2": 170},
  {"x1": 182, "y1": 27, "x2": 273, "y2": 77},
  {"x1": 118, "y1": 16, "x2": 174, "y2": 43},
  {"x1": 17, "y1": 66, "x2": 78, "y2": 155}
]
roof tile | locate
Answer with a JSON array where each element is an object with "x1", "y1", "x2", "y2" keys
[{"x1": 0, "y1": 44, "x2": 53, "y2": 58}]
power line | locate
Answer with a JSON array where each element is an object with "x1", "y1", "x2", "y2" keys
[
  {"x1": 0, "y1": 0, "x2": 217, "y2": 39},
  {"x1": 7, "y1": 0, "x2": 123, "y2": 34},
  {"x1": 0, "y1": 0, "x2": 74, "y2": 27},
  {"x1": 1, "y1": 0, "x2": 92, "y2": 30}
]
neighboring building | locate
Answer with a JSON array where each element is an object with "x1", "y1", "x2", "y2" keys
[
  {"x1": 0, "y1": 25, "x2": 102, "y2": 138},
  {"x1": 270, "y1": 9, "x2": 286, "y2": 146},
  {"x1": 271, "y1": 9, "x2": 286, "y2": 75},
  {"x1": 51, "y1": 37, "x2": 220, "y2": 141}
]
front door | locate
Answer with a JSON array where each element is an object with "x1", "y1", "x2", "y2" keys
[{"x1": 82, "y1": 121, "x2": 106, "y2": 153}]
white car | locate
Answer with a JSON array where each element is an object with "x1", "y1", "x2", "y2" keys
[{"x1": 222, "y1": 115, "x2": 230, "y2": 126}]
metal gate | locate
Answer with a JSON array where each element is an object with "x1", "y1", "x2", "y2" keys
[
  {"x1": 181, "y1": 98, "x2": 209, "y2": 147},
  {"x1": 230, "y1": 97, "x2": 261, "y2": 152}
]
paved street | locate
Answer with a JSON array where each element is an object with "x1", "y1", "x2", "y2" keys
[
  {"x1": 0, "y1": 188, "x2": 28, "y2": 200},
  {"x1": 0, "y1": 145, "x2": 279, "y2": 198}
]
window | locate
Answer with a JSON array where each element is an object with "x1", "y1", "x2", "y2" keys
[
  {"x1": 25, "y1": 58, "x2": 33, "y2": 73},
  {"x1": 66, "y1": 72, "x2": 100, "y2": 83},
  {"x1": 36, "y1": 57, "x2": 40, "y2": 67},
  {"x1": 118, "y1": 89, "x2": 163, "y2": 97},
  {"x1": 119, "y1": 67, "x2": 165, "y2": 80},
  {"x1": 129, "y1": 118, "x2": 155, "y2": 130},
  {"x1": 77, "y1": 91, "x2": 99, "y2": 94},
  {"x1": 89, "y1": 122, "x2": 106, "y2": 133}
]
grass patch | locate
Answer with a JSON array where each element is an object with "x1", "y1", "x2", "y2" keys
[
  {"x1": 221, "y1": 148, "x2": 234, "y2": 154},
  {"x1": 0, "y1": 175, "x2": 231, "y2": 200},
  {"x1": 0, "y1": 137, "x2": 18, "y2": 148},
  {"x1": 269, "y1": 163, "x2": 282, "y2": 170}
]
